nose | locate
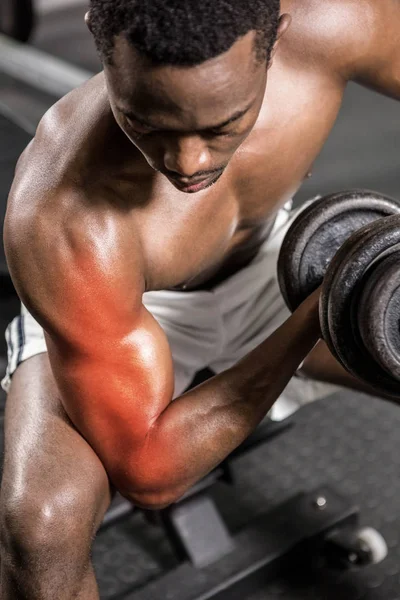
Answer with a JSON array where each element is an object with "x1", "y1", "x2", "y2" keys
[{"x1": 163, "y1": 135, "x2": 212, "y2": 180}]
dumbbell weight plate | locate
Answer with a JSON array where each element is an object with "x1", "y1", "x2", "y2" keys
[
  {"x1": 357, "y1": 250, "x2": 400, "y2": 382},
  {"x1": 278, "y1": 190, "x2": 400, "y2": 312},
  {"x1": 320, "y1": 215, "x2": 400, "y2": 397}
]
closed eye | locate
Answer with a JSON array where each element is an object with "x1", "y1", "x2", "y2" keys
[
  {"x1": 125, "y1": 117, "x2": 156, "y2": 135},
  {"x1": 209, "y1": 129, "x2": 232, "y2": 137}
]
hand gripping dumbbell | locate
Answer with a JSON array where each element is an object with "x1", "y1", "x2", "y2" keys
[{"x1": 278, "y1": 190, "x2": 400, "y2": 398}]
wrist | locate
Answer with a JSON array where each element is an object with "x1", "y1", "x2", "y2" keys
[{"x1": 297, "y1": 286, "x2": 322, "y2": 337}]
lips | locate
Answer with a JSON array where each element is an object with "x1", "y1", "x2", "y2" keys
[{"x1": 171, "y1": 174, "x2": 219, "y2": 193}]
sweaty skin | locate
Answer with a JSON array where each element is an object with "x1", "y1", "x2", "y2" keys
[{"x1": 4, "y1": 0, "x2": 400, "y2": 508}]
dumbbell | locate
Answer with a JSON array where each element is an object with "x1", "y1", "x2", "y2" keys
[{"x1": 278, "y1": 190, "x2": 400, "y2": 397}]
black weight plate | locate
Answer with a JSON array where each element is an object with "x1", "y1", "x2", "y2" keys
[
  {"x1": 357, "y1": 250, "x2": 400, "y2": 381},
  {"x1": 278, "y1": 190, "x2": 400, "y2": 312},
  {"x1": 320, "y1": 215, "x2": 400, "y2": 397}
]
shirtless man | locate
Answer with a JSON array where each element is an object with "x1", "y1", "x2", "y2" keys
[{"x1": 1, "y1": 0, "x2": 399, "y2": 597}]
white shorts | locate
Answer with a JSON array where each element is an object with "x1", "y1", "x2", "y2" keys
[{"x1": 1, "y1": 200, "x2": 338, "y2": 420}]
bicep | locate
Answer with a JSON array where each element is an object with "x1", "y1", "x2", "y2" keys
[
  {"x1": 45, "y1": 303, "x2": 175, "y2": 490},
  {"x1": 6, "y1": 208, "x2": 175, "y2": 491}
]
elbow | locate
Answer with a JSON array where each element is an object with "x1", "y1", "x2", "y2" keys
[
  {"x1": 128, "y1": 493, "x2": 176, "y2": 511},
  {"x1": 108, "y1": 434, "x2": 191, "y2": 511},
  {"x1": 123, "y1": 487, "x2": 185, "y2": 511},
  {"x1": 111, "y1": 466, "x2": 187, "y2": 511}
]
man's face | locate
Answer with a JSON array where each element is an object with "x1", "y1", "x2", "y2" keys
[{"x1": 104, "y1": 31, "x2": 269, "y2": 193}]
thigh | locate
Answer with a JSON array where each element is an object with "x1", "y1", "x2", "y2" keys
[{"x1": 1, "y1": 352, "x2": 114, "y2": 533}]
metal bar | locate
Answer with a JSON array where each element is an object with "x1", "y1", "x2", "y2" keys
[
  {"x1": 126, "y1": 487, "x2": 359, "y2": 600},
  {"x1": 37, "y1": 0, "x2": 84, "y2": 14},
  {"x1": 0, "y1": 33, "x2": 93, "y2": 97}
]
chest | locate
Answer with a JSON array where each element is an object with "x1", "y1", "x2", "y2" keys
[{"x1": 136, "y1": 64, "x2": 345, "y2": 290}]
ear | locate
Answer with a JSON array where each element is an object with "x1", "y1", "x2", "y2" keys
[
  {"x1": 268, "y1": 14, "x2": 292, "y2": 67},
  {"x1": 85, "y1": 10, "x2": 93, "y2": 33}
]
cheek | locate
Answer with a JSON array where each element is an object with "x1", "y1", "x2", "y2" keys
[
  {"x1": 219, "y1": 131, "x2": 252, "y2": 157},
  {"x1": 128, "y1": 137, "x2": 163, "y2": 170},
  {"x1": 129, "y1": 135, "x2": 159, "y2": 156}
]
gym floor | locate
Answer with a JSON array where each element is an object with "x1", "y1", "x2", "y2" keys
[{"x1": 1, "y1": 2, "x2": 400, "y2": 599}]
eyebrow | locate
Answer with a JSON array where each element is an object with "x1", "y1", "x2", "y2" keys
[{"x1": 118, "y1": 101, "x2": 254, "y2": 131}]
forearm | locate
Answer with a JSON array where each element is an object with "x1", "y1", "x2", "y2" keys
[
  {"x1": 301, "y1": 340, "x2": 400, "y2": 402},
  {"x1": 125, "y1": 293, "x2": 320, "y2": 509}
]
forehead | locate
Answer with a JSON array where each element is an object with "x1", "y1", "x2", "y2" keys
[{"x1": 106, "y1": 33, "x2": 265, "y2": 120}]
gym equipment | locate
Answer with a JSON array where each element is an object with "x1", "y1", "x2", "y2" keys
[
  {"x1": 0, "y1": 0, "x2": 35, "y2": 42},
  {"x1": 128, "y1": 488, "x2": 386, "y2": 600},
  {"x1": 91, "y1": 391, "x2": 399, "y2": 598},
  {"x1": 278, "y1": 190, "x2": 400, "y2": 397},
  {"x1": 98, "y1": 408, "x2": 387, "y2": 600},
  {"x1": 0, "y1": 33, "x2": 92, "y2": 99},
  {"x1": 278, "y1": 190, "x2": 400, "y2": 312},
  {"x1": 105, "y1": 416, "x2": 387, "y2": 600},
  {"x1": 320, "y1": 216, "x2": 400, "y2": 397}
]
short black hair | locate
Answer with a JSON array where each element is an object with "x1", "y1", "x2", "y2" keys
[{"x1": 88, "y1": 0, "x2": 281, "y2": 68}]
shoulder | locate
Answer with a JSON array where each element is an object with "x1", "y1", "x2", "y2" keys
[
  {"x1": 282, "y1": 0, "x2": 389, "y2": 80},
  {"x1": 4, "y1": 180, "x2": 145, "y2": 341}
]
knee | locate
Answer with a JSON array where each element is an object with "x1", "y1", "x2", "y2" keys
[{"x1": 0, "y1": 486, "x2": 93, "y2": 563}]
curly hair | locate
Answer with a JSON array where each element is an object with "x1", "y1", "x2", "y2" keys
[{"x1": 88, "y1": 0, "x2": 281, "y2": 67}]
